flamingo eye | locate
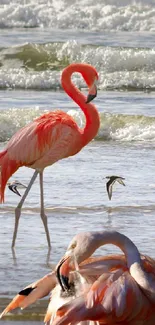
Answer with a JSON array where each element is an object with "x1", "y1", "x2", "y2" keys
[{"x1": 70, "y1": 242, "x2": 77, "y2": 249}]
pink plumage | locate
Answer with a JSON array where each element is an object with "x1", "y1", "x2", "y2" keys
[{"x1": 0, "y1": 63, "x2": 100, "y2": 247}]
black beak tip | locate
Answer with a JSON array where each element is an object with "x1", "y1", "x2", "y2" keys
[
  {"x1": 56, "y1": 262, "x2": 70, "y2": 292},
  {"x1": 60, "y1": 275, "x2": 70, "y2": 291},
  {"x1": 86, "y1": 94, "x2": 96, "y2": 104}
]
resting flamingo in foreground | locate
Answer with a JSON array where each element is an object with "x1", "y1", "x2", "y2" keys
[
  {"x1": 1, "y1": 230, "x2": 155, "y2": 325},
  {"x1": 54, "y1": 230, "x2": 155, "y2": 325},
  {"x1": 0, "y1": 63, "x2": 100, "y2": 248}
]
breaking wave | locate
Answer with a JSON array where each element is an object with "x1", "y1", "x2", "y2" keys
[
  {"x1": 1, "y1": 41, "x2": 155, "y2": 91},
  {"x1": 0, "y1": 0, "x2": 155, "y2": 32},
  {"x1": 0, "y1": 107, "x2": 155, "y2": 143}
]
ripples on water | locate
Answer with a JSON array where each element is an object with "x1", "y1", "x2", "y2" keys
[
  {"x1": 1, "y1": 0, "x2": 155, "y2": 322},
  {"x1": 0, "y1": 138, "x2": 155, "y2": 299}
]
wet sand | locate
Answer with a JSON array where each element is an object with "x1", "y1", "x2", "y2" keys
[{"x1": 0, "y1": 298, "x2": 48, "y2": 322}]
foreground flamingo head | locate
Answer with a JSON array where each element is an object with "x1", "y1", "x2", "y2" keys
[
  {"x1": 56, "y1": 230, "x2": 144, "y2": 294},
  {"x1": 56, "y1": 231, "x2": 102, "y2": 291}
]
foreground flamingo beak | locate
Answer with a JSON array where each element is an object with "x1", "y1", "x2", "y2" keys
[
  {"x1": 56, "y1": 256, "x2": 72, "y2": 292},
  {"x1": 86, "y1": 79, "x2": 97, "y2": 104}
]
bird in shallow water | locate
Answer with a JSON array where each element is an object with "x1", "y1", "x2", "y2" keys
[
  {"x1": 0, "y1": 63, "x2": 100, "y2": 248},
  {"x1": 7, "y1": 180, "x2": 27, "y2": 197},
  {"x1": 106, "y1": 175, "x2": 125, "y2": 200}
]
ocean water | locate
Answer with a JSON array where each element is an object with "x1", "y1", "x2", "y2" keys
[{"x1": 1, "y1": 0, "x2": 155, "y2": 323}]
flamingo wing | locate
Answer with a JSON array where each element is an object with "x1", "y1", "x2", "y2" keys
[
  {"x1": 0, "y1": 111, "x2": 82, "y2": 202},
  {"x1": 142, "y1": 254, "x2": 155, "y2": 275},
  {"x1": 53, "y1": 270, "x2": 153, "y2": 325},
  {"x1": 6, "y1": 111, "x2": 81, "y2": 168},
  {"x1": 86, "y1": 270, "x2": 148, "y2": 322},
  {"x1": 0, "y1": 272, "x2": 57, "y2": 318},
  {"x1": 79, "y1": 254, "x2": 127, "y2": 277}
]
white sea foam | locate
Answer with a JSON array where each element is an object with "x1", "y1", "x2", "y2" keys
[
  {"x1": 0, "y1": 107, "x2": 43, "y2": 142},
  {"x1": 68, "y1": 110, "x2": 155, "y2": 142},
  {"x1": 0, "y1": 108, "x2": 155, "y2": 143},
  {"x1": 1, "y1": 41, "x2": 155, "y2": 90},
  {"x1": 0, "y1": 68, "x2": 61, "y2": 90},
  {"x1": 0, "y1": 0, "x2": 155, "y2": 31},
  {"x1": 0, "y1": 67, "x2": 155, "y2": 91}
]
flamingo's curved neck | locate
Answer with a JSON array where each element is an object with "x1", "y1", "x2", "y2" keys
[
  {"x1": 61, "y1": 65, "x2": 100, "y2": 146},
  {"x1": 91, "y1": 231, "x2": 155, "y2": 303}
]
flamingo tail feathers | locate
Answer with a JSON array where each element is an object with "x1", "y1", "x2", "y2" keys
[{"x1": 0, "y1": 150, "x2": 20, "y2": 203}]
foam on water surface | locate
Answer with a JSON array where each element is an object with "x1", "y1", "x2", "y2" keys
[
  {"x1": 1, "y1": 41, "x2": 155, "y2": 91},
  {"x1": 0, "y1": 107, "x2": 155, "y2": 143},
  {"x1": 0, "y1": 0, "x2": 155, "y2": 31},
  {"x1": 0, "y1": 0, "x2": 155, "y2": 314}
]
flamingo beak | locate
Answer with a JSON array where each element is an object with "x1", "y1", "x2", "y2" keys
[
  {"x1": 86, "y1": 78, "x2": 97, "y2": 104},
  {"x1": 56, "y1": 256, "x2": 72, "y2": 292}
]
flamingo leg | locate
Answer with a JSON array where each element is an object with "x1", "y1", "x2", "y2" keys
[
  {"x1": 39, "y1": 171, "x2": 51, "y2": 248},
  {"x1": 12, "y1": 170, "x2": 38, "y2": 248}
]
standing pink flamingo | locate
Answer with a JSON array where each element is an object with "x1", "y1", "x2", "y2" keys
[{"x1": 0, "y1": 63, "x2": 99, "y2": 248}]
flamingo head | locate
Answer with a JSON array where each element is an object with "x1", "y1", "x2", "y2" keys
[
  {"x1": 86, "y1": 78, "x2": 98, "y2": 104},
  {"x1": 56, "y1": 231, "x2": 100, "y2": 292},
  {"x1": 83, "y1": 64, "x2": 98, "y2": 104}
]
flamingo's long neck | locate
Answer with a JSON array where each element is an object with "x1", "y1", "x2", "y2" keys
[
  {"x1": 86, "y1": 231, "x2": 155, "y2": 303},
  {"x1": 61, "y1": 65, "x2": 100, "y2": 146}
]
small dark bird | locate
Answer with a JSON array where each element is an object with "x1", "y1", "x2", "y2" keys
[
  {"x1": 7, "y1": 181, "x2": 27, "y2": 197},
  {"x1": 106, "y1": 176, "x2": 125, "y2": 200}
]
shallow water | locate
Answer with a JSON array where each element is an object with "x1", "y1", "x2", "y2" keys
[
  {"x1": 1, "y1": 0, "x2": 155, "y2": 322},
  {"x1": 0, "y1": 89, "x2": 155, "y2": 301}
]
